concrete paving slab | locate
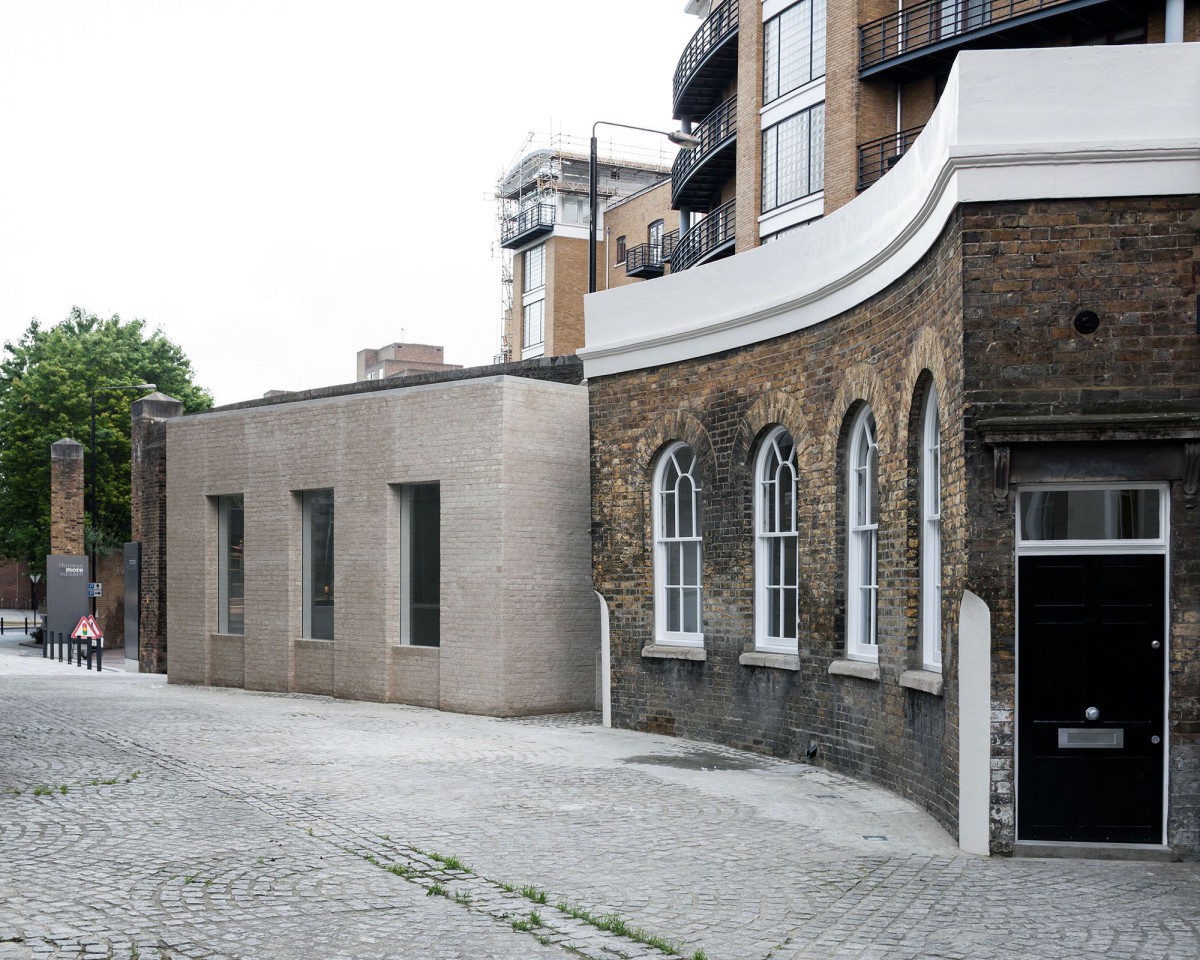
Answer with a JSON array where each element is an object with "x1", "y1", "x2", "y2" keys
[{"x1": 0, "y1": 639, "x2": 1196, "y2": 959}]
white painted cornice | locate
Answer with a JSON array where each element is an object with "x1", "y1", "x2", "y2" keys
[{"x1": 580, "y1": 45, "x2": 1200, "y2": 379}]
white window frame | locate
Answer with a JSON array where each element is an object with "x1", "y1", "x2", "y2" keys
[
  {"x1": 846, "y1": 407, "x2": 879, "y2": 661},
  {"x1": 521, "y1": 243, "x2": 546, "y2": 359},
  {"x1": 755, "y1": 427, "x2": 800, "y2": 654},
  {"x1": 919, "y1": 387, "x2": 942, "y2": 672},
  {"x1": 1015, "y1": 482, "x2": 1168, "y2": 555},
  {"x1": 522, "y1": 299, "x2": 545, "y2": 358},
  {"x1": 654, "y1": 442, "x2": 704, "y2": 647},
  {"x1": 523, "y1": 243, "x2": 546, "y2": 292}
]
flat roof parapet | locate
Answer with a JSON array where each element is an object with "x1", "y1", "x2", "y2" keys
[{"x1": 208, "y1": 355, "x2": 584, "y2": 415}]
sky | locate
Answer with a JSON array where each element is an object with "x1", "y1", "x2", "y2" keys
[{"x1": 0, "y1": 2, "x2": 700, "y2": 405}]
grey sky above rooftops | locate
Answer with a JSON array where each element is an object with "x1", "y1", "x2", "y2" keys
[{"x1": 0, "y1": 1, "x2": 697, "y2": 405}]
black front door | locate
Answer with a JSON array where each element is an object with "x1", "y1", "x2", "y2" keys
[{"x1": 1017, "y1": 553, "x2": 1165, "y2": 843}]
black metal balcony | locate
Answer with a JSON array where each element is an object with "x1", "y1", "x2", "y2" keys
[
  {"x1": 500, "y1": 203, "x2": 555, "y2": 249},
  {"x1": 673, "y1": 0, "x2": 739, "y2": 122},
  {"x1": 859, "y1": 0, "x2": 1127, "y2": 79},
  {"x1": 626, "y1": 243, "x2": 666, "y2": 279},
  {"x1": 671, "y1": 96, "x2": 737, "y2": 211},
  {"x1": 671, "y1": 200, "x2": 736, "y2": 274},
  {"x1": 857, "y1": 125, "x2": 925, "y2": 191}
]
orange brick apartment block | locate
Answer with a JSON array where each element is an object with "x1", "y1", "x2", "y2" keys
[
  {"x1": 667, "y1": 0, "x2": 1199, "y2": 265},
  {"x1": 498, "y1": 140, "x2": 674, "y2": 361}
]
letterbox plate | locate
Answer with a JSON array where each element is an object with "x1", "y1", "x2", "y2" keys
[{"x1": 1058, "y1": 728, "x2": 1124, "y2": 749}]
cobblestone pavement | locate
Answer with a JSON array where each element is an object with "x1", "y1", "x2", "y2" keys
[{"x1": 1, "y1": 635, "x2": 1197, "y2": 960}]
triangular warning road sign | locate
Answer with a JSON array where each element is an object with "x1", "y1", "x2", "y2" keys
[{"x1": 70, "y1": 615, "x2": 103, "y2": 640}]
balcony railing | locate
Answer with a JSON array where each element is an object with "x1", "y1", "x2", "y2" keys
[
  {"x1": 860, "y1": 0, "x2": 1075, "y2": 74},
  {"x1": 671, "y1": 200, "x2": 736, "y2": 274},
  {"x1": 500, "y1": 203, "x2": 555, "y2": 249},
  {"x1": 857, "y1": 125, "x2": 925, "y2": 191},
  {"x1": 673, "y1": 0, "x2": 739, "y2": 119},
  {"x1": 671, "y1": 95, "x2": 737, "y2": 209},
  {"x1": 626, "y1": 243, "x2": 666, "y2": 279}
]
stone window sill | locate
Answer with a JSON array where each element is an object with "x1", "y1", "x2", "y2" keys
[
  {"x1": 296, "y1": 637, "x2": 334, "y2": 646},
  {"x1": 899, "y1": 669, "x2": 944, "y2": 697},
  {"x1": 642, "y1": 644, "x2": 706, "y2": 662},
  {"x1": 390, "y1": 643, "x2": 440, "y2": 656},
  {"x1": 739, "y1": 651, "x2": 800, "y2": 671},
  {"x1": 828, "y1": 658, "x2": 880, "y2": 681}
]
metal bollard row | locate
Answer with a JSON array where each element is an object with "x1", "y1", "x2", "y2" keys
[{"x1": 40, "y1": 628, "x2": 103, "y2": 671}]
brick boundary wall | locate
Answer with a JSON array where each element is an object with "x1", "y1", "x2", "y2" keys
[{"x1": 132, "y1": 395, "x2": 184, "y2": 673}]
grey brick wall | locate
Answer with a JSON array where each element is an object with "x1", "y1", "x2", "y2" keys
[{"x1": 164, "y1": 374, "x2": 597, "y2": 717}]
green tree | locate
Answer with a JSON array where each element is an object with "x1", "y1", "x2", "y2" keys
[{"x1": 0, "y1": 307, "x2": 212, "y2": 567}]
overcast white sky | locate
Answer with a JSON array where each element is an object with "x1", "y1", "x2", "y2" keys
[{"x1": 0, "y1": 2, "x2": 699, "y2": 405}]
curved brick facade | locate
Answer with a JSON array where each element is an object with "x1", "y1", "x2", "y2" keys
[{"x1": 590, "y1": 196, "x2": 1200, "y2": 856}]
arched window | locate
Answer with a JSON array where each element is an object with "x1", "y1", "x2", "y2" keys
[
  {"x1": 846, "y1": 407, "x2": 879, "y2": 661},
  {"x1": 920, "y1": 386, "x2": 942, "y2": 671},
  {"x1": 755, "y1": 427, "x2": 799, "y2": 653},
  {"x1": 654, "y1": 442, "x2": 703, "y2": 645}
]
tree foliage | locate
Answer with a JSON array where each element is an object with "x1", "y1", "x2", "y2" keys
[{"x1": 0, "y1": 308, "x2": 212, "y2": 567}]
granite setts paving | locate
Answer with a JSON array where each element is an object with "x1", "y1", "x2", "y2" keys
[{"x1": 1, "y1": 635, "x2": 1197, "y2": 960}]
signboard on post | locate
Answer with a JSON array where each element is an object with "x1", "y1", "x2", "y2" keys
[
  {"x1": 45, "y1": 553, "x2": 89, "y2": 660},
  {"x1": 71, "y1": 615, "x2": 103, "y2": 641},
  {"x1": 70, "y1": 615, "x2": 104, "y2": 671},
  {"x1": 87, "y1": 582, "x2": 102, "y2": 598}
]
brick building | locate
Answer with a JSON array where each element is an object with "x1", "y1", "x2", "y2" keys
[
  {"x1": 151, "y1": 359, "x2": 598, "y2": 716},
  {"x1": 497, "y1": 137, "x2": 676, "y2": 361},
  {"x1": 356, "y1": 342, "x2": 461, "y2": 382},
  {"x1": 583, "y1": 32, "x2": 1200, "y2": 864}
]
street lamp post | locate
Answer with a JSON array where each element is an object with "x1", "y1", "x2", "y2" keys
[
  {"x1": 89, "y1": 383, "x2": 155, "y2": 619},
  {"x1": 589, "y1": 121, "x2": 700, "y2": 294}
]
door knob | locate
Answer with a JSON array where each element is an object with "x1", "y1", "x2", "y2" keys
[{"x1": 1085, "y1": 706, "x2": 1100, "y2": 721}]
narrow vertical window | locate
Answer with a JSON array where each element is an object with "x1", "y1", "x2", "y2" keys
[
  {"x1": 654, "y1": 443, "x2": 703, "y2": 645},
  {"x1": 521, "y1": 242, "x2": 547, "y2": 359},
  {"x1": 755, "y1": 429, "x2": 799, "y2": 653},
  {"x1": 616, "y1": 236, "x2": 627, "y2": 263},
  {"x1": 302, "y1": 489, "x2": 334, "y2": 640},
  {"x1": 401, "y1": 484, "x2": 440, "y2": 647},
  {"x1": 920, "y1": 387, "x2": 942, "y2": 671},
  {"x1": 648, "y1": 220, "x2": 665, "y2": 267},
  {"x1": 522, "y1": 300, "x2": 545, "y2": 354},
  {"x1": 847, "y1": 408, "x2": 879, "y2": 661},
  {"x1": 217, "y1": 495, "x2": 244, "y2": 635}
]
